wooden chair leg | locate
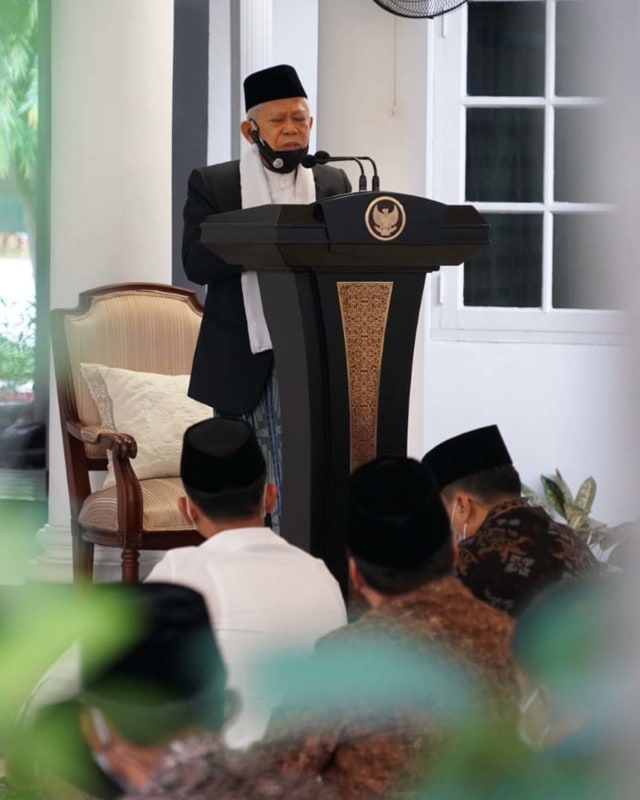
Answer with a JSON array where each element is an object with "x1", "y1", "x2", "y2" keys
[
  {"x1": 121, "y1": 547, "x2": 140, "y2": 582},
  {"x1": 71, "y1": 521, "x2": 94, "y2": 584}
]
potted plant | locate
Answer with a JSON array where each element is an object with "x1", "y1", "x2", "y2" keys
[{"x1": 522, "y1": 470, "x2": 630, "y2": 561}]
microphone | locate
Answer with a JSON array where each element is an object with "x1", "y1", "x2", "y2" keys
[
  {"x1": 301, "y1": 150, "x2": 368, "y2": 192},
  {"x1": 357, "y1": 156, "x2": 380, "y2": 191}
]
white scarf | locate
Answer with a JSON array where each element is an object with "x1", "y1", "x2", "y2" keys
[{"x1": 239, "y1": 145, "x2": 316, "y2": 353}]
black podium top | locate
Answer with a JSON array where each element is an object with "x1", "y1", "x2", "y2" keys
[{"x1": 201, "y1": 191, "x2": 489, "y2": 272}]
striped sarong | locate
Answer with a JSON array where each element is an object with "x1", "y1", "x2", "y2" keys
[{"x1": 239, "y1": 367, "x2": 282, "y2": 532}]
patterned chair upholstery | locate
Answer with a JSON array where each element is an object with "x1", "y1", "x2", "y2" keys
[{"x1": 51, "y1": 283, "x2": 205, "y2": 582}]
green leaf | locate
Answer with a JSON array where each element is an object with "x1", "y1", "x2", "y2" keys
[
  {"x1": 564, "y1": 502, "x2": 589, "y2": 531},
  {"x1": 586, "y1": 524, "x2": 610, "y2": 548},
  {"x1": 521, "y1": 483, "x2": 555, "y2": 516},
  {"x1": 0, "y1": 0, "x2": 37, "y2": 183},
  {"x1": 541, "y1": 475, "x2": 567, "y2": 519},
  {"x1": 0, "y1": 586, "x2": 142, "y2": 741},
  {"x1": 576, "y1": 476, "x2": 597, "y2": 514},
  {"x1": 553, "y1": 469, "x2": 574, "y2": 504}
]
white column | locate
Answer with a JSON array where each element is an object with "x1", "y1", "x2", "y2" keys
[
  {"x1": 235, "y1": 0, "x2": 273, "y2": 158},
  {"x1": 316, "y1": 0, "x2": 431, "y2": 453},
  {"x1": 30, "y1": 0, "x2": 175, "y2": 582},
  {"x1": 240, "y1": 0, "x2": 273, "y2": 82}
]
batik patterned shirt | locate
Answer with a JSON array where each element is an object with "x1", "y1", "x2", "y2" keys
[
  {"x1": 123, "y1": 731, "x2": 340, "y2": 800},
  {"x1": 260, "y1": 576, "x2": 518, "y2": 800},
  {"x1": 456, "y1": 499, "x2": 602, "y2": 617}
]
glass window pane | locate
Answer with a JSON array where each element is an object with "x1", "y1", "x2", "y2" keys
[
  {"x1": 466, "y1": 108, "x2": 544, "y2": 202},
  {"x1": 556, "y1": 1, "x2": 609, "y2": 97},
  {"x1": 467, "y1": 1, "x2": 545, "y2": 97},
  {"x1": 464, "y1": 213, "x2": 542, "y2": 307},
  {"x1": 554, "y1": 107, "x2": 612, "y2": 203},
  {"x1": 0, "y1": 0, "x2": 47, "y2": 501},
  {"x1": 552, "y1": 214, "x2": 620, "y2": 309}
]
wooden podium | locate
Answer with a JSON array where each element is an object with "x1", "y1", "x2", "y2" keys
[{"x1": 201, "y1": 191, "x2": 489, "y2": 594}]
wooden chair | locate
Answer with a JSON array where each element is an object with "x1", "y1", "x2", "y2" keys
[{"x1": 51, "y1": 283, "x2": 206, "y2": 582}]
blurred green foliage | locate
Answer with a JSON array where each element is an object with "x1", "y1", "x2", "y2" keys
[
  {"x1": 0, "y1": 540, "x2": 145, "y2": 798},
  {"x1": 0, "y1": 0, "x2": 38, "y2": 185},
  {"x1": 0, "y1": 0, "x2": 38, "y2": 271},
  {"x1": 0, "y1": 298, "x2": 35, "y2": 394},
  {"x1": 0, "y1": 584, "x2": 142, "y2": 751}
]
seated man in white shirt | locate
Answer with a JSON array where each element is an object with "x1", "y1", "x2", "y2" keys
[
  {"x1": 145, "y1": 417, "x2": 347, "y2": 750},
  {"x1": 17, "y1": 419, "x2": 346, "y2": 753}
]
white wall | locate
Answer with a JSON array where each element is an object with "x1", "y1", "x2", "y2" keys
[
  {"x1": 420, "y1": 333, "x2": 637, "y2": 527},
  {"x1": 317, "y1": 0, "x2": 430, "y2": 196}
]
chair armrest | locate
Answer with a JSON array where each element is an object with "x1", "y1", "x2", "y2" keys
[
  {"x1": 72, "y1": 423, "x2": 138, "y2": 460},
  {"x1": 75, "y1": 424, "x2": 144, "y2": 531}
]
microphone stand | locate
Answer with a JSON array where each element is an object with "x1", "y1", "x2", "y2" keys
[
  {"x1": 302, "y1": 152, "x2": 368, "y2": 191},
  {"x1": 357, "y1": 156, "x2": 380, "y2": 191}
]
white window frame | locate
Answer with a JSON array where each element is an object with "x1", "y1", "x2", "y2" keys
[{"x1": 426, "y1": 0, "x2": 627, "y2": 346}]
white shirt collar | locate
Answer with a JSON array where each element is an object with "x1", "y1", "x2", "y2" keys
[
  {"x1": 199, "y1": 526, "x2": 283, "y2": 552},
  {"x1": 263, "y1": 166, "x2": 297, "y2": 203}
]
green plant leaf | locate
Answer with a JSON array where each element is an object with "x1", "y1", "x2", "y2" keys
[
  {"x1": 521, "y1": 483, "x2": 555, "y2": 516},
  {"x1": 0, "y1": 0, "x2": 37, "y2": 185},
  {"x1": 541, "y1": 475, "x2": 567, "y2": 519},
  {"x1": 553, "y1": 469, "x2": 575, "y2": 504},
  {"x1": 576, "y1": 476, "x2": 597, "y2": 514},
  {"x1": 585, "y1": 524, "x2": 610, "y2": 548},
  {"x1": 564, "y1": 502, "x2": 589, "y2": 531}
]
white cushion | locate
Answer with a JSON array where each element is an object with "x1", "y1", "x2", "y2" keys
[{"x1": 80, "y1": 363, "x2": 211, "y2": 488}]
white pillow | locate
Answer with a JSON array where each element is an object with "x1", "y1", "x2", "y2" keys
[{"x1": 80, "y1": 363, "x2": 211, "y2": 488}]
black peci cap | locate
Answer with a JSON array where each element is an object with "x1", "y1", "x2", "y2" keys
[
  {"x1": 81, "y1": 582, "x2": 226, "y2": 708},
  {"x1": 348, "y1": 456, "x2": 451, "y2": 570},
  {"x1": 30, "y1": 584, "x2": 228, "y2": 790},
  {"x1": 243, "y1": 64, "x2": 307, "y2": 112},
  {"x1": 421, "y1": 425, "x2": 512, "y2": 490},
  {"x1": 180, "y1": 417, "x2": 266, "y2": 494}
]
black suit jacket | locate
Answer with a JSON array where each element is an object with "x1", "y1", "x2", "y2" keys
[{"x1": 182, "y1": 159, "x2": 351, "y2": 415}]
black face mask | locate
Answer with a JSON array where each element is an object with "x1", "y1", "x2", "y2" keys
[{"x1": 248, "y1": 119, "x2": 308, "y2": 174}]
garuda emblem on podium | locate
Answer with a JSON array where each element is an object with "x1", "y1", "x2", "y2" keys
[{"x1": 365, "y1": 196, "x2": 406, "y2": 242}]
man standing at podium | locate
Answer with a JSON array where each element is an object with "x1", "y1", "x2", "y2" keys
[{"x1": 182, "y1": 64, "x2": 351, "y2": 530}]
